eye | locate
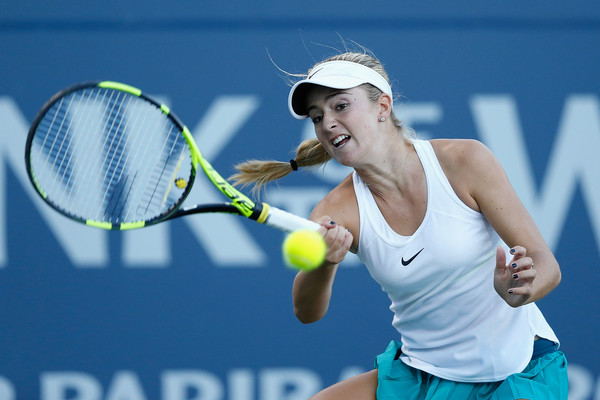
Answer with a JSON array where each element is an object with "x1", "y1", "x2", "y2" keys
[
  {"x1": 335, "y1": 103, "x2": 348, "y2": 111},
  {"x1": 311, "y1": 115, "x2": 323, "y2": 124}
]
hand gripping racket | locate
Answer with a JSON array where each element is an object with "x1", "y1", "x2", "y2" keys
[{"x1": 25, "y1": 81, "x2": 319, "y2": 232}]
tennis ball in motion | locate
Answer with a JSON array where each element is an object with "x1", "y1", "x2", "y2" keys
[{"x1": 282, "y1": 229, "x2": 327, "y2": 271}]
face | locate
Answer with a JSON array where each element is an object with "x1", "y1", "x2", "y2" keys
[{"x1": 305, "y1": 85, "x2": 381, "y2": 166}]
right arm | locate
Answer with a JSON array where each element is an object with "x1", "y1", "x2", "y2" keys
[
  {"x1": 292, "y1": 177, "x2": 357, "y2": 324},
  {"x1": 292, "y1": 216, "x2": 352, "y2": 323}
]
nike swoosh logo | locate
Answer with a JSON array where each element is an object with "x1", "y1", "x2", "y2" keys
[{"x1": 401, "y1": 248, "x2": 424, "y2": 266}]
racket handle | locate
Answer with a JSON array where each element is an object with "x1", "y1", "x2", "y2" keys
[{"x1": 263, "y1": 205, "x2": 321, "y2": 233}]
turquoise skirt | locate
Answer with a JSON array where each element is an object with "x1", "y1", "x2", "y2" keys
[{"x1": 375, "y1": 340, "x2": 568, "y2": 400}]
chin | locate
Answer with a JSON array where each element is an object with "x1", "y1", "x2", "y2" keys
[{"x1": 334, "y1": 156, "x2": 358, "y2": 168}]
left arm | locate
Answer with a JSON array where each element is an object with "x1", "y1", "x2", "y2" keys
[{"x1": 436, "y1": 139, "x2": 561, "y2": 307}]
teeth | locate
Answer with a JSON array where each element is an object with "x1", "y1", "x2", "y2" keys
[{"x1": 332, "y1": 135, "x2": 349, "y2": 146}]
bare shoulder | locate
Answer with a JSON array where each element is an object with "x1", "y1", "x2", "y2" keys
[
  {"x1": 430, "y1": 138, "x2": 495, "y2": 169},
  {"x1": 430, "y1": 139, "x2": 503, "y2": 211},
  {"x1": 311, "y1": 174, "x2": 358, "y2": 228},
  {"x1": 310, "y1": 174, "x2": 360, "y2": 250}
]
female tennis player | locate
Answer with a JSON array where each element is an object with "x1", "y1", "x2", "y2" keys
[{"x1": 232, "y1": 48, "x2": 568, "y2": 399}]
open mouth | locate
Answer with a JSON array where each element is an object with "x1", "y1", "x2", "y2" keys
[{"x1": 332, "y1": 134, "x2": 350, "y2": 148}]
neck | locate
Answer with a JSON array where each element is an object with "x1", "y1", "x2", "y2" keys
[{"x1": 354, "y1": 136, "x2": 420, "y2": 197}]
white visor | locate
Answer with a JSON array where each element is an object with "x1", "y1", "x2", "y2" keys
[{"x1": 288, "y1": 60, "x2": 393, "y2": 120}]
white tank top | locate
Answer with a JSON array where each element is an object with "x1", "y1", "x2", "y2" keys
[{"x1": 354, "y1": 139, "x2": 558, "y2": 382}]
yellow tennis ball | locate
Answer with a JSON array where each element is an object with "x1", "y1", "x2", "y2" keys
[{"x1": 282, "y1": 229, "x2": 327, "y2": 271}]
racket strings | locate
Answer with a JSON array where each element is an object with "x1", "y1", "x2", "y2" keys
[
  {"x1": 137, "y1": 110, "x2": 177, "y2": 215},
  {"x1": 100, "y1": 92, "x2": 153, "y2": 222},
  {"x1": 29, "y1": 86, "x2": 192, "y2": 224},
  {"x1": 99, "y1": 90, "x2": 162, "y2": 222},
  {"x1": 53, "y1": 88, "x2": 113, "y2": 216},
  {"x1": 93, "y1": 90, "x2": 138, "y2": 220},
  {"x1": 67, "y1": 88, "x2": 117, "y2": 217},
  {"x1": 139, "y1": 122, "x2": 187, "y2": 216},
  {"x1": 88, "y1": 90, "x2": 186, "y2": 222},
  {"x1": 36, "y1": 91, "x2": 101, "y2": 209},
  {"x1": 56, "y1": 88, "x2": 105, "y2": 209},
  {"x1": 36, "y1": 96, "x2": 78, "y2": 192},
  {"x1": 72, "y1": 88, "x2": 123, "y2": 219},
  {"x1": 93, "y1": 91, "x2": 191, "y2": 222}
]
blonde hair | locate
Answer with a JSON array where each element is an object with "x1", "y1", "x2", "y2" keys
[{"x1": 230, "y1": 49, "x2": 413, "y2": 196}]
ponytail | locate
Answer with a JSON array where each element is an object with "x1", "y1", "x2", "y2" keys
[{"x1": 229, "y1": 138, "x2": 331, "y2": 196}]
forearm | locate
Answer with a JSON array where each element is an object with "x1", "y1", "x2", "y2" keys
[
  {"x1": 527, "y1": 250, "x2": 561, "y2": 304},
  {"x1": 292, "y1": 263, "x2": 339, "y2": 324}
]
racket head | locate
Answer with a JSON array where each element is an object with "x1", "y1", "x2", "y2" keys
[{"x1": 25, "y1": 81, "x2": 197, "y2": 230}]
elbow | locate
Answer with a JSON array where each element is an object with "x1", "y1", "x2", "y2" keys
[
  {"x1": 539, "y1": 259, "x2": 562, "y2": 300},
  {"x1": 296, "y1": 315, "x2": 320, "y2": 325},
  {"x1": 553, "y1": 262, "x2": 562, "y2": 289},
  {"x1": 547, "y1": 255, "x2": 562, "y2": 290},
  {"x1": 294, "y1": 306, "x2": 326, "y2": 324}
]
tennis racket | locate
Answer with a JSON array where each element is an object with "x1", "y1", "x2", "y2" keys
[{"x1": 25, "y1": 81, "x2": 319, "y2": 232}]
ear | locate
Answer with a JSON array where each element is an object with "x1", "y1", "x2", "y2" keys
[{"x1": 378, "y1": 93, "x2": 393, "y2": 120}]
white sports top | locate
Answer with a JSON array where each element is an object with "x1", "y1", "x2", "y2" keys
[{"x1": 354, "y1": 139, "x2": 558, "y2": 382}]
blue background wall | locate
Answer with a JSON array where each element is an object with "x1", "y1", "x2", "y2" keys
[{"x1": 1, "y1": 2, "x2": 599, "y2": 399}]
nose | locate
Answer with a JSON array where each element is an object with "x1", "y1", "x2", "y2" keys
[{"x1": 322, "y1": 112, "x2": 337, "y2": 131}]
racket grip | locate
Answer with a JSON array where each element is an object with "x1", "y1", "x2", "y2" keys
[{"x1": 264, "y1": 205, "x2": 321, "y2": 233}]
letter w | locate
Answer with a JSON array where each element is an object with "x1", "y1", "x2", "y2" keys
[{"x1": 471, "y1": 95, "x2": 600, "y2": 252}]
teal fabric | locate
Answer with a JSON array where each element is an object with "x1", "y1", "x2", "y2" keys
[{"x1": 375, "y1": 340, "x2": 568, "y2": 400}]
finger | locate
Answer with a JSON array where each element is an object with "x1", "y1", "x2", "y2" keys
[
  {"x1": 326, "y1": 225, "x2": 348, "y2": 249},
  {"x1": 508, "y1": 245, "x2": 528, "y2": 270},
  {"x1": 508, "y1": 285, "x2": 534, "y2": 297},
  {"x1": 342, "y1": 228, "x2": 354, "y2": 251},
  {"x1": 324, "y1": 226, "x2": 352, "y2": 264},
  {"x1": 509, "y1": 256, "x2": 534, "y2": 273},
  {"x1": 511, "y1": 266, "x2": 537, "y2": 282},
  {"x1": 495, "y1": 246, "x2": 507, "y2": 272},
  {"x1": 314, "y1": 215, "x2": 337, "y2": 229},
  {"x1": 509, "y1": 245, "x2": 526, "y2": 260},
  {"x1": 310, "y1": 216, "x2": 343, "y2": 250}
]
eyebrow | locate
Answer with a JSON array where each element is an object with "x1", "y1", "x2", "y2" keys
[{"x1": 306, "y1": 91, "x2": 350, "y2": 115}]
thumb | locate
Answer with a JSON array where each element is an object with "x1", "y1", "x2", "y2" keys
[
  {"x1": 314, "y1": 215, "x2": 336, "y2": 229},
  {"x1": 495, "y1": 246, "x2": 507, "y2": 271}
]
